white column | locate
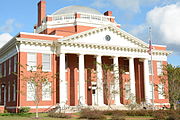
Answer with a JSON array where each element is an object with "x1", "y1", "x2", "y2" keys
[
  {"x1": 59, "y1": 53, "x2": 67, "y2": 106},
  {"x1": 129, "y1": 57, "x2": 136, "y2": 102},
  {"x1": 113, "y1": 56, "x2": 121, "y2": 105},
  {"x1": 144, "y1": 59, "x2": 151, "y2": 104},
  {"x1": 78, "y1": 54, "x2": 86, "y2": 105},
  {"x1": 96, "y1": 55, "x2": 105, "y2": 106}
]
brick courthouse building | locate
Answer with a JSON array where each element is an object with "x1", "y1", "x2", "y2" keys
[{"x1": 0, "y1": 0, "x2": 171, "y2": 112}]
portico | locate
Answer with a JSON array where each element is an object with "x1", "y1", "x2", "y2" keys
[{"x1": 58, "y1": 46, "x2": 151, "y2": 106}]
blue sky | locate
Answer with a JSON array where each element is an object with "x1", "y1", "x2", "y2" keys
[{"x1": 0, "y1": 0, "x2": 179, "y2": 66}]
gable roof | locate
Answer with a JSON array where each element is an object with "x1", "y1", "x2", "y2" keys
[{"x1": 58, "y1": 25, "x2": 149, "y2": 49}]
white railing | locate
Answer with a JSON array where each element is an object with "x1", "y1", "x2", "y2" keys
[
  {"x1": 52, "y1": 13, "x2": 75, "y2": 21},
  {"x1": 51, "y1": 12, "x2": 114, "y2": 22},
  {"x1": 35, "y1": 13, "x2": 116, "y2": 33}
]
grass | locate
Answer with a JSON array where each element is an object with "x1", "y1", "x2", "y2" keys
[
  {"x1": 0, "y1": 112, "x2": 155, "y2": 120},
  {"x1": 0, "y1": 113, "x2": 77, "y2": 120}
]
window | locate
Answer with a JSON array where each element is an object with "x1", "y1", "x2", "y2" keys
[
  {"x1": 148, "y1": 60, "x2": 152, "y2": 75},
  {"x1": 13, "y1": 81, "x2": 16, "y2": 101},
  {"x1": 9, "y1": 59, "x2": 11, "y2": 75},
  {"x1": 14, "y1": 56, "x2": 17, "y2": 73},
  {"x1": 125, "y1": 83, "x2": 130, "y2": 100},
  {"x1": 157, "y1": 61, "x2": 163, "y2": 75},
  {"x1": 4, "y1": 62, "x2": 6, "y2": 77},
  {"x1": 42, "y1": 54, "x2": 51, "y2": 71},
  {"x1": 8, "y1": 82, "x2": 10, "y2": 102},
  {"x1": 27, "y1": 82, "x2": 35, "y2": 101},
  {"x1": 149, "y1": 83, "x2": 153, "y2": 99},
  {"x1": 0, "y1": 86, "x2": 1, "y2": 102},
  {"x1": 158, "y1": 83, "x2": 165, "y2": 99},
  {"x1": 42, "y1": 82, "x2": 51, "y2": 101},
  {"x1": 27, "y1": 53, "x2": 37, "y2": 71},
  {"x1": 0, "y1": 64, "x2": 2, "y2": 78}
]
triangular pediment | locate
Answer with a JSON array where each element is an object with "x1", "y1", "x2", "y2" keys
[{"x1": 58, "y1": 25, "x2": 149, "y2": 49}]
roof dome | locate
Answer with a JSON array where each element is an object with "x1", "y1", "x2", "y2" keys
[{"x1": 52, "y1": 5, "x2": 102, "y2": 15}]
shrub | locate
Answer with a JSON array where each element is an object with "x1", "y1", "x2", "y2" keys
[
  {"x1": 48, "y1": 112, "x2": 70, "y2": 118},
  {"x1": 153, "y1": 112, "x2": 166, "y2": 120},
  {"x1": 111, "y1": 114, "x2": 126, "y2": 120},
  {"x1": 80, "y1": 108, "x2": 105, "y2": 119},
  {"x1": 19, "y1": 107, "x2": 30, "y2": 113}
]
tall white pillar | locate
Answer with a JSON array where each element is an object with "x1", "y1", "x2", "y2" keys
[
  {"x1": 129, "y1": 57, "x2": 136, "y2": 102},
  {"x1": 144, "y1": 59, "x2": 151, "y2": 104},
  {"x1": 78, "y1": 54, "x2": 86, "y2": 105},
  {"x1": 113, "y1": 56, "x2": 121, "y2": 105},
  {"x1": 96, "y1": 55, "x2": 104, "y2": 106},
  {"x1": 59, "y1": 53, "x2": 67, "y2": 106}
]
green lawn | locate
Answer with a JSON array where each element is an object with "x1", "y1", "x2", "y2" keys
[
  {"x1": 0, "y1": 113, "x2": 77, "y2": 120},
  {"x1": 0, "y1": 113, "x2": 155, "y2": 120}
]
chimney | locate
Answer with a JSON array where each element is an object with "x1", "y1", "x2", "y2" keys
[
  {"x1": 38, "y1": 0, "x2": 46, "y2": 26},
  {"x1": 104, "y1": 11, "x2": 115, "y2": 22},
  {"x1": 104, "y1": 11, "x2": 112, "y2": 16}
]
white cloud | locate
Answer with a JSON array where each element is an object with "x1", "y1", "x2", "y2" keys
[
  {"x1": 129, "y1": 2, "x2": 180, "y2": 54},
  {"x1": 91, "y1": 0, "x2": 161, "y2": 13},
  {"x1": 146, "y1": 3, "x2": 180, "y2": 45},
  {"x1": 0, "y1": 33, "x2": 13, "y2": 48},
  {"x1": 0, "y1": 19, "x2": 15, "y2": 33}
]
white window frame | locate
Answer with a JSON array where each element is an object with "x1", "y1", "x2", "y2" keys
[
  {"x1": 157, "y1": 61, "x2": 163, "y2": 76},
  {"x1": 8, "y1": 82, "x2": 10, "y2": 102},
  {"x1": 9, "y1": 59, "x2": 11, "y2": 75},
  {"x1": 4, "y1": 62, "x2": 6, "y2": 77},
  {"x1": 13, "y1": 81, "x2": 16, "y2": 101},
  {"x1": 27, "y1": 53, "x2": 37, "y2": 71},
  {"x1": 42, "y1": 82, "x2": 51, "y2": 101},
  {"x1": 0, "y1": 86, "x2": 1, "y2": 102},
  {"x1": 0, "y1": 64, "x2": 2, "y2": 78},
  {"x1": 149, "y1": 83, "x2": 153, "y2": 99},
  {"x1": 158, "y1": 83, "x2": 165, "y2": 99},
  {"x1": 42, "y1": 54, "x2": 51, "y2": 72},
  {"x1": 148, "y1": 60, "x2": 152, "y2": 75},
  {"x1": 125, "y1": 83, "x2": 130, "y2": 100},
  {"x1": 14, "y1": 56, "x2": 17, "y2": 73},
  {"x1": 27, "y1": 82, "x2": 35, "y2": 101}
]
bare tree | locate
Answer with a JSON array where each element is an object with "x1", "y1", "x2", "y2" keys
[
  {"x1": 94, "y1": 62, "x2": 124, "y2": 108},
  {"x1": 20, "y1": 64, "x2": 55, "y2": 118}
]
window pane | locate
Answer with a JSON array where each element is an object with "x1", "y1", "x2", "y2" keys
[
  {"x1": 9, "y1": 59, "x2": 11, "y2": 74},
  {"x1": 14, "y1": 56, "x2": 17, "y2": 73},
  {"x1": 42, "y1": 82, "x2": 51, "y2": 101},
  {"x1": 42, "y1": 54, "x2": 51, "y2": 71},
  {"x1": 27, "y1": 53, "x2": 37, "y2": 71},
  {"x1": 148, "y1": 60, "x2": 152, "y2": 74},
  {"x1": 27, "y1": 82, "x2": 35, "y2": 101},
  {"x1": 4, "y1": 63, "x2": 6, "y2": 76},
  {"x1": 0, "y1": 64, "x2": 2, "y2": 77},
  {"x1": 157, "y1": 61, "x2": 162, "y2": 75},
  {"x1": 158, "y1": 84, "x2": 165, "y2": 99}
]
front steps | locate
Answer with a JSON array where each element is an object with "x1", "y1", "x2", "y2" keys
[{"x1": 52, "y1": 104, "x2": 128, "y2": 113}]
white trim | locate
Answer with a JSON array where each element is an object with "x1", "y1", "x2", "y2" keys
[
  {"x1": 154, "y1": 103, "x2": 170, "y2": 106},
  {"x1": 19, "y1": 32, "x2": 63, "y2": 38},
  {"x1": 152, "y1": 44, "x2": 167, "y2": 47}
]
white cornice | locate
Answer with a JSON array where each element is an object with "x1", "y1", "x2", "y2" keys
[
  {"x1": 56, "y1": 40, "x2": 172, "y2": 56},
  {"x1": 16, "y1": 38, "x2": 53, "y2": 46}
]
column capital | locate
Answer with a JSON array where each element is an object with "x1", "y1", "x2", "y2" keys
[
  {"x1": 128, "y1": 57, "x2": 135, "y2": 59},
  {"x1": 95, "y1": 55, "x2": 102, "y2": 57},
  {"x1": 77, "y1": 53, "x2": 85, "y2": 56},
  {"x1": 111, "y1": 56, "x2": 119, "y2": 58}
]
